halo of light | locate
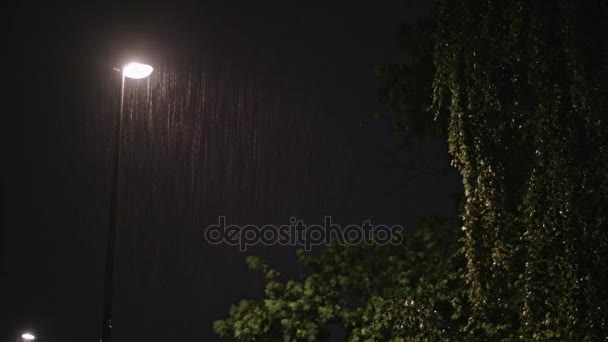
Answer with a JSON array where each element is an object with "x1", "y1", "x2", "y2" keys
[{"x1": 122, "y1": 62, "x2": 153, "y2": 79}]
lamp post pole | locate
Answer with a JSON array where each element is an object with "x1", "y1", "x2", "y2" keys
[
  {"x1": 99, "y1": 62, "x2": 153, "y2": 342},
  {"x1": 100, "y1": 72, "x2": 125, "y2": 342}
]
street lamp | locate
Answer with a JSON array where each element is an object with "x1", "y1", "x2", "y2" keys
[
  {"x1": 100, "y1": 62, "x2": 153, "y2": 342},
  {"x1": 21, "y1": 332, "x2": 35, "y2": 341}
]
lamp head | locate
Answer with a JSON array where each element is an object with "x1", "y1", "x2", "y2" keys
[
  {"x1": 122, "y1": 62, "x2": 153, "y2": 79},
  {"x1": 21, "y1": 332, "x2": 36, "y2": 341}
]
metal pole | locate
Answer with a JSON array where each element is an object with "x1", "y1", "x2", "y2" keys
[{"x1": 101, "y1": 74, "x2": 125, "y2": 342}]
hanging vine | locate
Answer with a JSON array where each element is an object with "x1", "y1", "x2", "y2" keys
[{"x1": 432, "y1": 0, "x2": 608, "y2": 339}]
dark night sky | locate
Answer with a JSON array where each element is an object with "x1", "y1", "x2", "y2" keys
[{"x1": 4, "y1": 0, "x2": 460, "y2": 340}]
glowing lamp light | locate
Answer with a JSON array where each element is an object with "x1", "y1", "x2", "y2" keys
[
  {"x1": 122, "y1": 62, "x2": 153, "y2": 79},
  {"x1": 21, "y1": 333, "x2": 36, "y2": 340}
]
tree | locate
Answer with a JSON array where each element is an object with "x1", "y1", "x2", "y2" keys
[
  {"x1": 215, "y1": 0, "x2": 608, "y2": 339},
  {"x1": 375, "y1": 15, "x2": 440, "y2": 145},
  {"x1": 431, "y1": 0, "x2": 608, "y2": 339},
  {"x1": 213, "y1": 218, "x2": 468, "y2": 341}
]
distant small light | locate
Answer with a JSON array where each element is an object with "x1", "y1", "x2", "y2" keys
[
  {"x1": 122, "y1": 62, "x2": 153, "y2": 79},
  {"x1": 21, "y1": 333, "x2": 36, "y2": 340}
]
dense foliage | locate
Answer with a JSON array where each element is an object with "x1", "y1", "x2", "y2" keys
[
  {"x1": 431, "y1": 0, "x2": 608, "y2": 339},
  {"x1": 214, "y1": 218, "x2": 468, "y2": 341}
]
